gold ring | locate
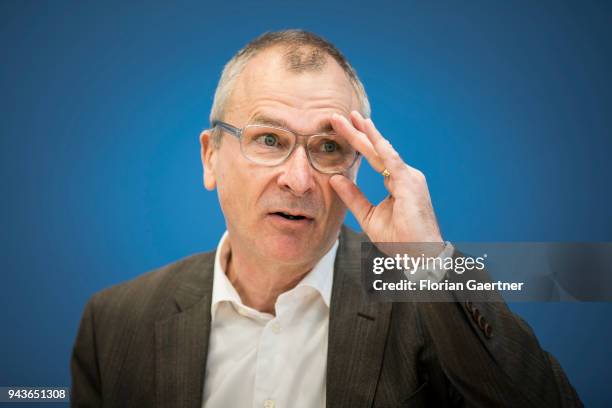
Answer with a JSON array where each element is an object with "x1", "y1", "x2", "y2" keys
[{"x1": 381, "y1": 168, "x2": 391, "y2": 178}]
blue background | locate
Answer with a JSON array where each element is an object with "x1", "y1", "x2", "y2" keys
[{"x1": 1, "y1": 0, "x2": 611, "y2": 405}]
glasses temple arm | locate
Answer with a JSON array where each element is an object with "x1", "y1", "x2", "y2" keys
[{"x1": 211, "y1": 120, "x2": 241, "y2": 138}]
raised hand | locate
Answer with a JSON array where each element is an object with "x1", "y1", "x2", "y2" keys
[{"x1": 329, "y1": 111, "x2": 444, "y2": 246}]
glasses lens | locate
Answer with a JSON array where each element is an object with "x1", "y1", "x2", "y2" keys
[
  {"x1": 308, "y1": 134, "x2": 358, "y2": 173},
  {"x1": 241, "y1": 126, "x2": 295, "y2": 165}
]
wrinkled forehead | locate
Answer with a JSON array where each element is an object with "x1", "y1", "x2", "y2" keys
[{"x1": 225, "y1": 47, "x2": 360, "y2": 134}]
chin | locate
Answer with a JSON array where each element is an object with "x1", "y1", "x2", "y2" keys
[{"x1": 257, "y1": 232, "x2": 320, "y2": 265}]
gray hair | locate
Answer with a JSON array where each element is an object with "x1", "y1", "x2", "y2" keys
[{"x1": 209, "y1": 29, "x2": 371, "y2": 147}]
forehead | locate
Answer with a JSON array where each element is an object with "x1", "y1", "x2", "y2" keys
[{"x1": 225, "y1": 47, "x2": 360, "y2": 133}]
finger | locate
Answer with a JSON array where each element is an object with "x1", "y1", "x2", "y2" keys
[
  {"x1": 329, "y1": 174, "x2": 375, "y2": 231},
  {"x1": 353, "y1": 112, "x2": 407, "y2": 175},
  {"x1": 350, "y1": 111, "x2": 400, "y2": 181},
  {"x1": 350, "y1": 112, "x2": 428, "y2": 202},
  {"x1": 350, "y1": 112, "x2": 399, "y2": 173},
  {"x1": 349, "y1": 110, "x2": 369, "y2": 134},
  {"x1": 330, "y1": 113, "x2": 385, "y2": 173}
]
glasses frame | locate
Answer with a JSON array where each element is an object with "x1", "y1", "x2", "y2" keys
[{"x1": 211, "y1": 120, "x2": 361, "y2": 174}]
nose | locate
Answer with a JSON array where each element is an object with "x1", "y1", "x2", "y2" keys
[{"x1": 276, "y1": 145, "x2": 315, "y2": 196}]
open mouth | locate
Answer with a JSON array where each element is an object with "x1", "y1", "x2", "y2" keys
[{"x1": 271, "y1": 211, "x2": 310, "y2": 221}]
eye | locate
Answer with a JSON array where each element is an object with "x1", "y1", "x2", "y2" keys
[
  {"x1": 322, "y1": 141, "x2": 339, "y2": 153},
  {"x1": 256, "y1": 133, "x2": 279, "y2": 147}
]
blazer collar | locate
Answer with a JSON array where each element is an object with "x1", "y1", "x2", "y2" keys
[
  {"x1": 326, "y1": 226, "x2": 393, "y2": 408},
  {"x1": 155, "y1": 251, "x2": 215, "y2": 408}
]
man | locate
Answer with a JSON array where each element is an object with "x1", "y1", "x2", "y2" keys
[{"x1": 71, "y1": 30, "x2": 581, "y2": 407}]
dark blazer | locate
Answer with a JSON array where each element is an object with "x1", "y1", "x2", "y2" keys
[{"x1": 71, "y1": 226, "x2": 582, "y2": 407}]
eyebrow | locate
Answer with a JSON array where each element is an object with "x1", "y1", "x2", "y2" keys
[{"x1": 250, "y1": 114, "x2": 335, "y2": 134}]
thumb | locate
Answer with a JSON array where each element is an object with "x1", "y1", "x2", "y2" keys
[{"x1": 329, "y1": 174, "x2": 374, "y2": 231}]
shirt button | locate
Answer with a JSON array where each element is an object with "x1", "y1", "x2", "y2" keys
[
  {"x1": 271, "y1": 322, "x2": 281, "y2": 334},
  {"x1": 263, "y1": 399, "x2": 275, "y2": 408}
]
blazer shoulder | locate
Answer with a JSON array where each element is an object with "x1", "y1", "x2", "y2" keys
[{"x1": 88, "y1": 251, "x2": 215, "y2": 321}]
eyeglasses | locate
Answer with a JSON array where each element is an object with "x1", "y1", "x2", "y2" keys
[{"x1": 212, "y1": 120, "x2": 360, "y2": 174}]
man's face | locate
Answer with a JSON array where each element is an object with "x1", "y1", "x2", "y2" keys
[{"x1": 201, "y1": 47, "x2": 361, "y2": 266}]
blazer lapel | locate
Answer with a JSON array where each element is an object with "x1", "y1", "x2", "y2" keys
[
  {"x1": 327, "y1": 227, "x2": 392, "y2": 408},
  {"x1": 155, "y1": 252, "x2": 215, "y2": 408}
]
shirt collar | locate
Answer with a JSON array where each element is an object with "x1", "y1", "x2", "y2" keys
[{"x1": 211, "y1": 231, "x2": 338, "y2": 319}]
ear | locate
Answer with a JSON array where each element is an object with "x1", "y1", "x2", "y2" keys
[{"x1": 200, "y1": 129, "x2": 217, "y2": 191}]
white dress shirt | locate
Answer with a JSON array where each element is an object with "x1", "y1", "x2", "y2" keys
[{"x1": 202, "y1": 231, "x2": 338, "y2": 408}]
